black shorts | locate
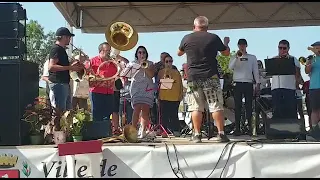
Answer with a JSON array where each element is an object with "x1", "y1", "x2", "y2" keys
[
  {"x1": 113, "y1": 91, "x2": 120, "y2": 113},
  {"x1": 309, "y1": 89, "x2": 320, "y2": 111}
]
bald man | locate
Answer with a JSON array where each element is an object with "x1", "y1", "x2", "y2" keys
[{"x1": 177, "y1": 16, "x2": 230, "y2": 143}]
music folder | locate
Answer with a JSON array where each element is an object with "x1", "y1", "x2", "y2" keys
[
  {"x1": 264, "y1": 57, "x2": 296, "y2": 76},
  {"x1": 120, "y1": 62, "x2": 140, "y2": 78}
]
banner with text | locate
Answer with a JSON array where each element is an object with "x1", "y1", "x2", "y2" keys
[{"x1": 1, "y1": 143, "x2": 320, "y2": 178}]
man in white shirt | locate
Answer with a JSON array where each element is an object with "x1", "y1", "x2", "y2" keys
[
  {"x1": 41, "y1": 58, "x2": 51, "y2": 109},
  {"x1": 70, "y1": 55, "x2": 89, "y2": 110},
  {"x1": 271, "y1": 40, "x2": 304, "y2": 119},
  {"x1": 229, "y1": 39, "x2": 260, "y2": 136}
]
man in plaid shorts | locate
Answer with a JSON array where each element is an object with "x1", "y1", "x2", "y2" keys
[{"x1": 177, "y1": 16, "x2": 230, "y2": 143}]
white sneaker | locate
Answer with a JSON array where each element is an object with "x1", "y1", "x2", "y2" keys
[{"x1": 138, "y1": 126, "x2": 146, "y2": 139}]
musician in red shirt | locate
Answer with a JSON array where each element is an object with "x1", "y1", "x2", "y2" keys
[{"x1": 89, "y1": 42, "x2": 118, "y2": 122}]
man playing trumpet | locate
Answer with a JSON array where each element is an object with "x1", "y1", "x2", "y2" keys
[
  {"x1": 228, "y1": 39, "x2": 260, "y2": 136},
  {"x1": 305, "y1": 42, "x2": 320, "y2": 140}
]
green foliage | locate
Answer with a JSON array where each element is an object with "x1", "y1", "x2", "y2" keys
[
  {"x1": 217, "y1": 50, "x2": 236, "y2": 75},
  {"x1": 39, "y1": 88, "x2": 46, "y2": 97},
  {"x1": 21, "y1": 98, "x2": 51, "y2": 135},
  {"x1": 71, "y1": 109, "x2": 91, "y2": 136},
  {"x1": 60, "y1": 109, "x2": 91, "y2": 136},
  {"x1": 26, "y1": 20, "x2": 55, "y2": 78}
]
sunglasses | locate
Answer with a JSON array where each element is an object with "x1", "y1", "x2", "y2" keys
[
  {"x1": 278, "y1": 46, "x2": 287, "y2": 50},
  {"x1": 138, "y1": 51, "x2": 146, "y2": 54},
  {"x1": 165, "y1": 60, "x2": 173, "y2": 63}
]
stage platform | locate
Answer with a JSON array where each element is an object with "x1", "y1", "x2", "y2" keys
[{"x1": 0, "y1": 135, "x2": 319, "y2": 178}]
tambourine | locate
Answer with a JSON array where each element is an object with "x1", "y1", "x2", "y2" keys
[{"x1": 87, "y1": 60, "x2": 121, "y2": 88}]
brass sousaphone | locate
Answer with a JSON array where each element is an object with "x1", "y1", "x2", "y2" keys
[
  {"x1": 102, "y1": 21, "x2": 140, "y2": 143},
  {"x1": 105, "y1": 21, "x2": 138, "y2": 51}
]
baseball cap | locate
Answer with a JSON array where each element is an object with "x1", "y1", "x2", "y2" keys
[
  {"x1": 311, "y1": 41, "x2": 320, "y2": 47},
  {"x1": 55, "y1": 27, "x2": 75, "y2": 37},
  {"x1": 238, "y1": 38, "x2": 247, "y2": 45}
]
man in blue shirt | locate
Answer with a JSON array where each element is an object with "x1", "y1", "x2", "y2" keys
[{"x1": 305, "y1": 41, "x2": 320, "y2": 140}]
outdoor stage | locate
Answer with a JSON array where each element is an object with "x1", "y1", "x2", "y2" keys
[{"x1": 0, "y1": 136, "x2": 319, "y2": 178}]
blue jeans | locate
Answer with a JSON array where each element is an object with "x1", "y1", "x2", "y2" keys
[
  {"x1": 271, "y1": 88, "x2": 297, "y2": 119},
  {"x1": 49, "y1": 83, "x2": 72, "y2": 112},
  {"x1": 90, "y1": 92, "x2": 114, "y2": 122}
]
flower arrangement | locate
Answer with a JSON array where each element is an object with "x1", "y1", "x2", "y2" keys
[
  {"x1": 71, "y1": 109, "x2": 91, "y2": 136},
  {"x1": 59, "y1": 109, "x2": 91, "y2": 141},
  {"x1": 21, "y1": 97, "x2": 51, "y2": 135}
]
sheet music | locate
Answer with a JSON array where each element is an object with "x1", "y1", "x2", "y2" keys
[{"x1": 120, "y1": 62, "x2": 141, "y2": 78}]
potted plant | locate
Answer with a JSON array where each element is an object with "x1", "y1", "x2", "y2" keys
[
  {"x1": 54, "y1": 111, "x2": 74, "y2": 144},
  {"x1": 21, "y1": 98, "x2": 51, "y2": 145},
  {"x1": 71, "y1": 109, "x2": 91, "y2": 142}
]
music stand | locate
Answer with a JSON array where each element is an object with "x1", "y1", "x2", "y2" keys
[
  {"x1": 146, "y1": 82, "x2": 173, "y2": 138},
  {"x1": 118, "y1": 63, "x2": 140, "y2": 129},
  {"x1": 264, "y1": 57, "x2": 296, "y2": 76},
  {"x1": 120, "y1": 63, "x2": 141, "y2": 78}
]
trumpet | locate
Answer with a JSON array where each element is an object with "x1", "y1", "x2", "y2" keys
[
  {"x1": 140, "y1": 60, "x2": 149, "y2": 69},
  {"x1": 299, "y1": 55, "x2": 314, "y2": 65},
  {"x1": 163, "y1": 62, "x2": 172, "y2": 79},
  {"x1": 237, "y1": 50, "x2": 243, "y2": 57}
]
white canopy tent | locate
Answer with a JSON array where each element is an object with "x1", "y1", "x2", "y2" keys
[{"x1": 53, "y1": 2, "x2": 320, "y2": 33}]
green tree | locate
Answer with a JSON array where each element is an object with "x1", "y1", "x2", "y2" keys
[
  {"x1": 217, "y1": 50, "x2": 236, "y2": 75},
  {"x1": 26, "y1": 20, "x2": 55, "y2": 78}
]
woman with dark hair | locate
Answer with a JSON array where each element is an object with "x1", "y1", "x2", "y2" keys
[
  {"x1": 158, "y1": 54, "x2": 183, "y2": 137},
  {"x1": 129, "y1": 46, "x2": 155, "y2": 138}
]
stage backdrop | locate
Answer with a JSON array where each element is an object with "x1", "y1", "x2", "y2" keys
[{"x1": 0, "y1": 143, "x2": 320, "y2": 178}]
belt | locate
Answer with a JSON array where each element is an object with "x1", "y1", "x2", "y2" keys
[{"x1": 234, "y1": 82, "x2": 253, "y2": 84}]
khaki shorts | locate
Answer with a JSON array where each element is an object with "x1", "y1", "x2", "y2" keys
[{"x1": 186, "y1": 76, "x2": 224, "y2": 113}]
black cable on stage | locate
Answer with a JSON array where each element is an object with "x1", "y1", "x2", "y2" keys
[{"x1": 164, "y1": 138, "x2": 320, "y2": 178}]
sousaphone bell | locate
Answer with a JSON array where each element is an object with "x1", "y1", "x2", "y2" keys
[
  {"x1": 100, "y1": 125, "x2": 138, "y2": 143},
  {"x1": 105, "y1": 21, "x2": 138, "y2": 51}
]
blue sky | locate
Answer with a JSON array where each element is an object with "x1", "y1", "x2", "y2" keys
[{"x1": 19, "y1": 2, "x2": 317, "y2": 87}]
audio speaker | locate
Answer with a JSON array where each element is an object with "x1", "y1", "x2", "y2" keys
[
  {"x1": 0, "y1": 59, "x2": 39, "y2": 145},
  {"x1": 265, "y1": 118, "x2": 305, "y2": 140},
  {"x1": 0, "y1": 21, "x2": 26, "y2": 38},
  {"x1": 0, "y1": 39, "x2": 26, "y2": 56},
  {"x1": 0, "y1": 3, "x2": 26, "y2": 22},
  {"x1": 82, "y1": 121, "x2": 112, "y2": 141}
]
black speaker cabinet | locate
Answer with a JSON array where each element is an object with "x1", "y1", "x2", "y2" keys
[
  {"x1": 0, "y1": 38, "x2": 26, "y2": 56},
  {"x1": 0, "y1": 3, "x2": 26, "y2": 22},
  {"x1": 0, "y1": 21, "x2": 26, "y2": 38},
  {"x1": 82, "y1": 121, "x2": 112, "y2": 141},
  {"x1": 265, "y1": 118, "x2": 305, "y2": 140},
  {"x1": 0, "y1": 59, "x2": 39, "y2": 145}
]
